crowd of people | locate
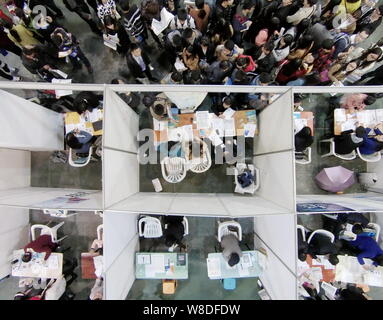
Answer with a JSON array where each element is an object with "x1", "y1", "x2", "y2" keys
[{"x1": 0, "y1": 0, "x2": 382, "y2": 87}]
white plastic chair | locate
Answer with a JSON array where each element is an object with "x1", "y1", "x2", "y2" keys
[
  {"x1": 357, "y1": 148, "x2": 382, "y2": 162},
  {"x1": 320, "y1": 138, "x2": 357, "y2": 160},
  {"x1": 182, "y1": 217, "x2": 189, "y2": 236},
  {"x1": 365, "y1": 222, "x2": 381, "y2": 242},
  {"x1": 94, "y1": 211, "x2": 104, "y2": 218},
  {"x1": 97, "y1": 224, "x2": 104, "y2": 241},
  {"x1": 31, "y1": 222, "x2": 67, "y2": 243},
  {"x1": 307, "y1": 229, "x2": 335, "y2": 244},
  {"x1": 161, "y1": 157, "x2": 187, "y2": 183},
  {"x1": 188, "y1": 141, "x2": 212, "y2": 173},
  {"x1": 43, "y1": 209, "x2": 78, "y2": 218},
  {"x1": 295, "y1": 147, "x2": 312, "y2": 165},
  {"x1": 297, "y1": 225, "x2": 306, "y2": 242},
  {"x1": 234, "y1": 163, "x2": 260, "y2": 194},
  {"x1": 218, "y1": 220, "x2": 242, "y2": 242},
  {"x1": 68, "y1": 147, "x2": 93, "y2": 167},
  {"x1": 138, "y1": 216, "x2": 163, "y2": 238}
]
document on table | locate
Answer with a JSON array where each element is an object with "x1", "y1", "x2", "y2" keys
[
  {"x1": 86, "y1": 109, "x2": 102, "y2": 123},
  {"x1": 363, "y1": 270, "x2": 383, "y2": 287},
  {"x1": 223, "y1": 108, "x2": 235, "y2": 119},
  {"x1": 224, "y1": 118, "x2": 235, "y2": 137},
  {"x1": 151, "y1": 255, "x2": 165, "y2": 273},
  {"x1": 182, "y1": 125, "x2": 194, "y2": 141},
  {"x1": 297, "y1": 259, "x2": 310, "y2": 276},
  {"x1": 335, "y1": 109, "x2": 346, "y2": 122},
  {"x1": 240, "y1": 253, "x2": 253, "y2": 268},
  {"x1": 244, "y1": 123, "x2": 256, "y2": 138},
  {"x1": 321, "y1": 282, "x2": 338, "y2": 299},
  {"x1": 168, "y1": 127, "x2": 184, "y2": 141},
  {"x1": 137, "y1": 254, "x2": 151, "y2": 265},
  {"x1": 294, "y1": 119, "x2": 307, "y2": 133},
  {"x1": 211, "y1": 118, "x2": 225, "y2": 137},
  {"x1": 376, "y1": 109, "x2": 383, "y2": 122},
  {"x1": 93, "y1": 255, "x2": 103, "y2": 278},
  {"x1": 47, "y1": 255, "x2": 59, "y2": 270},
  {"x1": 310, "y1": 267, "x2": 323, "y2": 281},
  {"x1": 366, "y1": 110, "x2": 377, "y2": 125},
  {"x1": 207, "y1": 258, "x2": 221, "y2": 278},
  {"x1": 196, "y1": 111, "x2": 210, "y2": 129},
  {"x1": 341, "y1": 120, "x2": 356, "y2": 132},
  {"x1": 209, "y1": 131, "x2": 224, "y2": 147},
  {"x1": 65, "y1": 124, "x2": 76, "y2": 134}
]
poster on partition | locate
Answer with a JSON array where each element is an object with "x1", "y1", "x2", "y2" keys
[{"x1": 297, "y1": 202, "x2": 355, "y2": 213}]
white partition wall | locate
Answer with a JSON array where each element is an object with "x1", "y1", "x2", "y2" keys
[
  {"x1": 0, "y1": 207, "x2": 29, "y2": 279},
  {"x1": 104, "y1": 211, "x2": 139, "y2": 300},
  {"x1": 0, "y1": 90, "x2": 64, "y2": 151},
  {"x1": 254, "y1": 90, "x2": 294, "y2": 155},
  {"x1": 0, "y1": 149, "x2": 30, "y2": 191},
  {"x1": 103, "y1": 89, "x2": 139, "y2": 209},
  {"x1": 254, "y1": 233, "x2": 297, "y2": 300}
]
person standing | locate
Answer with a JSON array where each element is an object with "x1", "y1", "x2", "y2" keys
[
  {"x1": 126, "y1": 43, "x2": 157, "y2": 83},
  {"x1": 119, "y1": 0, "x2": 148, "y2": 44}
]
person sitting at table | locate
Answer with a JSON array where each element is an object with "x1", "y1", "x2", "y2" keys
[
  {"x1": 221, "y1": 234, "x2": 243, "y2": 267},
  {"x1": 295, "y1": 126, "x2": 314, "y2": 152},
  {"x1": 334, "y1": 126, "x2": 365, "y2": 155},
  {"x1": 212, "y1": 95, "x2": 233, "y2": 116},
  {"x1": 73, "y1": 91, "x2": 101, "y2": 115},
  {"x1": 307, "y1": 232, "x2": 339, "y2": 266},
  {"x1": 163, "y1": 215, "x2": 186, "y2": 252},
  {"x1": 348, "y1": 234, "x2": 383, "y2": 267},
  {"x1": 65, "y1": 129, "x2": 97, "y2": 157},
  {"x1": 359, "y1": 126, "x2": 383, "y2": 155},
  {"x1": 149, "y1": 93, "x2": 178, "y2": 123},
  {"x1": 23, "y1": 234, "x2": 58, "y2": 261}
]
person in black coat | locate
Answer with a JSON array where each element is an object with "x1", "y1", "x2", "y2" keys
[
  {"x1": 295, "y1": 126, "x2": 314, "y2": 152},
  {"x1": 334, "y1": 126, "x2": 364, "y2": 155},
  {"x1": 63, "y1": 0, "x2": 102, "y2": 35},
  {"x1": 163, "y1": 216, "x2": 186, "y2": 250},
  {"x1": 103, "y1": 15, "x2": 131, "y2": 55},
  {"x1": 307, "y1": 232, "x2": 339, "y2": 265},
  {"x1": 126, "y1": 43, "x2": 157, "y2": 82}
]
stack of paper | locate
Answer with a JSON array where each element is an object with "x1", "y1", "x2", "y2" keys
[
  {"x1": 207, "y1": 258, "x2": 221, "y2": 278},
  {"x1": 151, "y1": 8, "x2": 174, "y2": 35},
  {"x1": 196, "y1": 111, "x2": 210, "y2": 129},
  {"x1": 52, "y1": 78, "x2": 72, "y2": 98},
  {"x1": 224, "y1": 118, "x2": 235, "y2": 137}
]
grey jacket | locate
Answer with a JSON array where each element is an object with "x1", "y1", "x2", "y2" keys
[{"x1": 221, "y1": 234, "x2": 242, "y2": 262}]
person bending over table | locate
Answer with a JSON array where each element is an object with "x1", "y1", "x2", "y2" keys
[
  {"x1": 23, "y1": 234, "x2": 58, "y2": 261},
  {"x1": 221, "y1": 234, "x2": 243, "y2": 267},
  {"x1": 295, "y1": 126, "x2": 314, "y2": 152},
  {"x1": 334, "y1": 126, "x2": 364, "y2": 155},
  {"x1": 164, "y1": 216, "x2": 186, "y2": 252},
  {"x1": 359, "y1": 125, "x2": 383, "y2": 155},
  {"x1": 73, "y1": 91, "x2": 102, "y2": 115},
  {"x1": 65, "y1": 129, "x2": 97, "y2": 157},
  {"x1": 307, "y1": 232, "x2": 339, "y2": 266},
  {"x1": 149, "y1": 93, "x2": 178, "y2": 123},
  {"x1": 348, "y1": 234, "x2": 383, "y2": 267}
]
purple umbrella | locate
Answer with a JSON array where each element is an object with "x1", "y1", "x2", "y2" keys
[{"x1": 315, "y1": 166, "x2": 356, "y2": 193}]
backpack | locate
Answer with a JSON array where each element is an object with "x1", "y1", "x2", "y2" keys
[{"x1": 237, "y1": 169, "x2": 254, "y2": 188}]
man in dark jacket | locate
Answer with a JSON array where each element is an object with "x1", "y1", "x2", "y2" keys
[
  {"x1": 164, "y1": 216, "x2": 186, "y2": 251},
  {"x1": 307, "y1": 232, "x2": 339, "y2": 265},
  {"x1": 120, "y1": 0, "x2": 148, "y2": 43},
  {"x1": 21, "y1": 45, "x2": 58, "y2": 78},
  {"x1": 349, "y1": 235, "x2": 383, "y2": 267},
  {"x1": 126, "y1": 43, "x2": 157, "y2": 82},
  {"x1": 295, "y1": 126, "x2": 314, "y2": 152},
  {"x1": 334, "y1": 126, "x2": 364, "y2": 155}
]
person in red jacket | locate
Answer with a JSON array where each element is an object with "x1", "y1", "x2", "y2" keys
[
  {"x1": 23, "y1": 234, "x2": 58, "y2": 261},
  {"x1": 235, "y1": 54, "x2": 256, "y2": 73}
]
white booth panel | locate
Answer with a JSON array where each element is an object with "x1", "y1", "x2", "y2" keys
[
  {"x1": 255, "y1": 234, "x2": 297, "y2": 300},
  {"x1": 105, "y1": 235, "x2": 139, "y2": 300},
  {"x1": 104, "y1": 149, "x2": 139, "y2": 208},
  {"x1": 254, "y1": 151, "x2": 296, "y2": 212},
  {"x1": 254, "y1": 91, "x2": 294, "y2": 155},
  {"x1": 108, "y1": 193, "x2": 175, "y2": 214},
  {"x1": 0, "y1": 149, "x2": 30, "y2": 190},
  {"x1": 218, "y1": 194, "x2": 291, "y2": 216},
  {"x1": 169, "y1": 193, "x2": 228, "y2": 216},
  {"x1": 104, "y1": 211, "x2": 138, "y2": 269},
  {"x1": 0, "y1": 187, "x2": 102, "y2": 210},
  {"x1": 0, "y1": 90, "x2": 64, "y2": 151},
  {"x1": 254, "y1": 214, "x2": 296, "y2": 273},
  {"x1": 297, "y1": 193, "x2": 383, "y2": 214},
  {"x1": 104, "y1": 89, "x2": 139, "y2": 153},
  {"x1": 0, "y1": 207, "x2": 29, "y2": 279}
]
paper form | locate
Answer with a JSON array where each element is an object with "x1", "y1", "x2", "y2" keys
[
  {"x1": 335, "y1": 109, "x2": 346, "y2": 122},
  {"x1": 363, "y1": 270, "x2": 383, "y2": 287},
  {"x1": 137, "y1": 254, "x2": 151, "y2": 265},
  {"x1": 168, "y1": 127, "x2": 184, "y2": 141},
  {"x1": 294, "y1": 119, "x2": 308, "y2": 133},
  {"x1": 209, "y1": 131, "x2": 224, "y2": 147},
  {"x1": 244, "y1": 123, "x2": 256, "y2": 137},
  {"x1": 310, "y1": 267, "x2": 323, "y2": 281},
  {"x1": 224, "y1": 118, "x2": 235, "y2": 137},
  {"x1": 151, "y1": 255, "x2": 165, "y2": 273},
  {"x1": 87, "y1": 109, "x2": 102, "y2": 123},
  {"x1": 47, "y1": 255, "x2": 59, "y2": 269},
  {"x1": 321, "y1": 282, "x2": 338, "y2": 298},
  {"x1": 211, "y1": 118, "x2": 225, "y2": 137},
  {"x1": 341, "y1": 120, "x2": 356, "y2": 132},
  {"x1": 52, "y1": 78, "x2": 73, "y2": 98},
  {"x1": 207, "y1": 258, "x2": 221, "y2": 278},
  {"x1": 196, "y1": 111, "x2": 210, "y2": 129},
  {"x1": 240, "y1": 253, "x2": 253, "y2": 268}
]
